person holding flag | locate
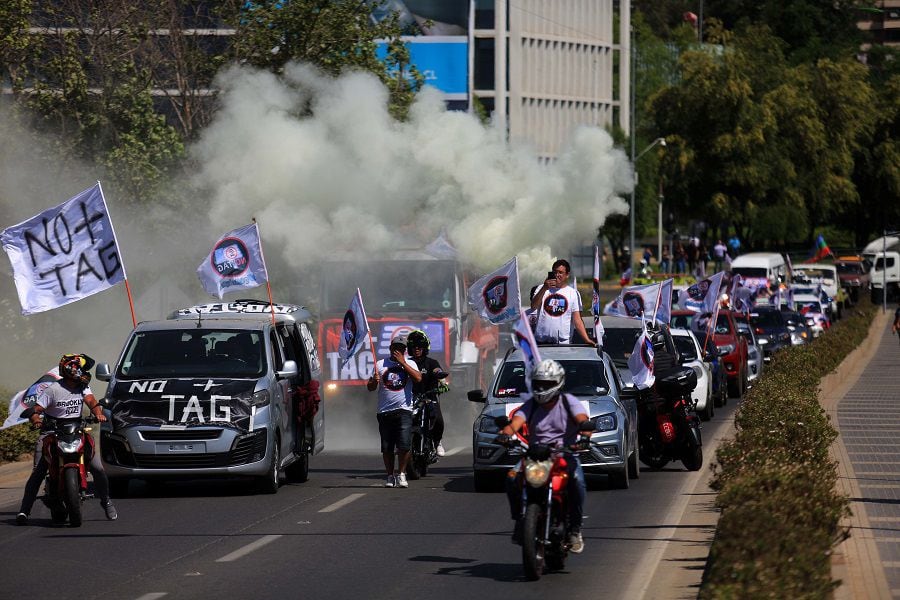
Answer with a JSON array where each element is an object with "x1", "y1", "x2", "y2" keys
[{"x1": 531, "y1": 259, "x2": 596, "y2": 346}]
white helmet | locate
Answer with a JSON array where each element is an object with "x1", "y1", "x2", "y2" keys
[{"x1": 532, "y1": 359, "x2": 565, "y2": 404}]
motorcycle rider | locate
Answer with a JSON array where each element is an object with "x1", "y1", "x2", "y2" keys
[
  {"x1": 497, "y1": 359, "x2": 589, "y2": 553},
  {"x1": 406, "y1": 329, "x2": 448, "y2": 457},
  {"x1": 15, "y1": 354, "x2": 117, "y2": 525}
]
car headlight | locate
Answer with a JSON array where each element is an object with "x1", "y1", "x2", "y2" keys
[
  {"x1": 242, "y1": 390, "x2": 270, "y2": 407},
  {"x1": 477, "y1": 416, "x2": 500, "y2": 434},
  {"x1": 524, "y1": 459, "x2": 552, "y2": 487},
  {"x1": 592, "y1": 414, "x2": 616, "y2": 432},
  {"x1": 719, "y1": 343, "x2": 736, "y2": 354}
]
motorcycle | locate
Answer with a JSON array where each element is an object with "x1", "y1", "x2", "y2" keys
[
  {"x1": 406, "y1": 371, "x2": 449, "y2": 480},
  {"x1": 497, "y1": 416, "x2": 595, "y2": 581},
  {"x1": 638, "y1": 366, "x2": 703, "y2": 471},
  {"x1": 40, "y1": 415, "x2": 98, "y2": 527}
]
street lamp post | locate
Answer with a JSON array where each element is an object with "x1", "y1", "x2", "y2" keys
[{"x1": 629, "y1": 137, "x2": 666, "y2": 276}]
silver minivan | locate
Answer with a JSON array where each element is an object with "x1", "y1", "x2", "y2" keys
[{"x1": 96, "y1": 301, "x2": 324, "y2": 495}]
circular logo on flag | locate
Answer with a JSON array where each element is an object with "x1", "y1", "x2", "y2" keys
[
  {"x1": 543, "y1": 293, "x2": 569, "y2": 317},
  {"x1": 622, "y1": 292, "x2": 645, "y2": 318},
  {"x1": 211, "y1": 237, "x2": 250, "y2": 278},
  {"x1": 342, "y1": 310, "x2": 357, "y2": 350},
  {"x1": 483, "y1": 276, "x2": 509, "y2": 315},
  {"x1": 687, "y1": 280, "x2": 710, "y2": 301}
]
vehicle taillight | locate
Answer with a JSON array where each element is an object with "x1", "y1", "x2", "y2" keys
[{"x1": 755, "y1": 327, "x2": 765, "y2": 334}]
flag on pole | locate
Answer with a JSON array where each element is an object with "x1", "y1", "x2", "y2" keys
[
  {"x1": 592, "y1": 246, "x2": 605, "y2": 344},
  {"x1": 467, "y1": 256, "x2": 521, "y2": 324},
  {"x1": 678, "y1": 272, "x2": 726, "y2": 314},
  {"x1": 810, "y1": 234, "x2": 834, "y2": 262},
  {"x1": 0, "y1": 183, "x2": 127, "y2": 315},
  {"x1": 627, "y1": 320, "x2": 655, "y2": 390},
  {"x1": 197, "y1": 222, "x2": 269, "y2": 299},
  {"x1": 604, "y1": 280, "x2": 673, "y2": 324},
  {"x1": 338, "y1": 288, "x2": 371, "y2": 367},
  {"x1": 511, "y1": 309, "x2": 542, "y2": 398}
]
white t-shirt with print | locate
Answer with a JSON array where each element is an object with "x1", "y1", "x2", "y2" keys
[
  {"x1": 374, "y1": 357, "x2": 415, "y2": 414},
  {"x1": 534, "y1": 285, "x2": 583, "y2": 343},
  {"x1": 36, "y1": 381, "x2": 94, "y2": 419}
]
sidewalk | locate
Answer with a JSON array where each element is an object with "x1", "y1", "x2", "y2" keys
[
  {"x1": 823, "y1": 309, "x2": 898, "y2": 599},
  {"x1": 0, "y1": 456, "x2": 32, "y2": 510}
]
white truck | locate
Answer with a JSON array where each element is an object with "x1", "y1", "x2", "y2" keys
[{"x1": 865, "y1": 236, "x2": 900, "y2": 303}]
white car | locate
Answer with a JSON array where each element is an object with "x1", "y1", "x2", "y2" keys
[{"x1": 671, "y1": 328, "x2": 714, "y2": 421}]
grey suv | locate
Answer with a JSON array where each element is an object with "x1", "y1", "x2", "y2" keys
[
  {"x1": 468, "y1": 344, "x2": 639, "y2": 491},
  {"x1": 96, "y1": 301, "x2": 324, "y2": 495}
]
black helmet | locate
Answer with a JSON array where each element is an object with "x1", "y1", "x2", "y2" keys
[{"x1": 407, "y1": 329, "x2": 430, "y2": 354}]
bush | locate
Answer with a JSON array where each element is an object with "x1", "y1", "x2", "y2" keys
[
  {"x1": 0, "y1": 388, "x2": 39, "y2": 463},
  {"x1": 700, "y1": 300, "x2": 875, "y2": 598}
]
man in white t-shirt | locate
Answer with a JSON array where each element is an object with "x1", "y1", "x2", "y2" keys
[
  {"x1": 366, "y1": 334, "x2": 422, "y2": 488},
  {"x1": 530, "y1": 259, "x2": 596, "y2": 346}
]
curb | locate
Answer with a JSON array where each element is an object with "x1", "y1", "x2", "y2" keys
[{"x1": 822, "y1": 309, "x2": 893, "y2": 600}]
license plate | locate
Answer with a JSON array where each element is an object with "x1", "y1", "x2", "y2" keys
[{"x1": 159, "y1": 442, "x2": 205, "y2": 453}]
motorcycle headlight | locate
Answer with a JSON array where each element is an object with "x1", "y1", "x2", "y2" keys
[
  {"x1": 57, "y1": 438, "x2": 82, "y2": 453},
  {"x1": 592, "y1": 414, "x2": 616, "y2": 432},
  {"x1": 524, "y1": 459, "x2": 553, "y2": 487},
  {"x1": 246, "y1": 390, "x2": 270, "y2": 407},
  {"x1": 477, "y1": 416, "x2": 500, "y2": 434}
]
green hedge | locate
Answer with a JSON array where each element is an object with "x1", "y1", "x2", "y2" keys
[
  {"x1": 0, "y1": 388, "x2": 39, "y2": 463},
  {"x1": 701, "y1": 301, "x2": 876, "y2": 598}
]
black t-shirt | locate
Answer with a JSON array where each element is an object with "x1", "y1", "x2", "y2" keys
[{"x1": 410, "y1": 355, "x2": 443, "y2": 396}]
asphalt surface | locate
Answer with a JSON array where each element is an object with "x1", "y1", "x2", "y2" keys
[{"x1": 0, "y1": 395, "x2": 740, "y2": 600}]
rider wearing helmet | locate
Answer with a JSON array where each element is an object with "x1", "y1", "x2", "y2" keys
[
  {"x1": 497, "y1": 359, "x2": 590, "y2": 553},
  {"x1": 15, "y1": 354, "x2": 117, "y2": 525},
  {"x1": 406, "y1": 329, "x2": 448, "y2": 457}
]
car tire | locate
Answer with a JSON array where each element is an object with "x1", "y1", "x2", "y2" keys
[
  {"x1": 700, "y1": 398, "x2": 714, "y2": 421},
  {"x1": 628, "y1": 442, "x2": 640, "y2": 480},
  {"x1": 257, "y1": 436, "x2": 281, "y2": 494},
  {"x1": 285, "y1": 452, "x2": 309, "y2": 483},
  {"x1": 609, "y1": 463, "x2": 629, "y2": 489}
]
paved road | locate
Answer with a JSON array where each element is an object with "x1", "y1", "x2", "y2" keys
[{"x1": 0, "y1": 402, "x2": 738, "y2": 600}]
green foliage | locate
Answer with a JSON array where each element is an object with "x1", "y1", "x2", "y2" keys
[
  {"x1": 701, "y1": 302, "x2": 876, "y2": 598},
  {"x1": 0, "y1": 389, "x2": 38, "y2": 463}
]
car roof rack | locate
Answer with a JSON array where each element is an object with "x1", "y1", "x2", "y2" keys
[{"x1": 168, "y1": 300, "x2": 306, "y2": 319}]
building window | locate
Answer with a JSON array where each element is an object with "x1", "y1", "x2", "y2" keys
[
  {"x1": 474, "y1": 37, "x2": 495, "y2": 90},
  {"x1": 475, "y1": 0, "x2": 495, "y2": 29}
]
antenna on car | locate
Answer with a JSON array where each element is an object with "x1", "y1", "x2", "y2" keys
[{"x1": 195, "y1": 307, "x2": 202, "y2": 329}]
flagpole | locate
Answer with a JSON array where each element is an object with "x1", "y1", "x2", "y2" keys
[
  {"x1": 97, "y1": 181, "x2": 137, "y2": 328},
  {"x1": 359, "y1": 288, "x2": 378, "y2": 376},
  {"x1": 252, "y1": 218, "x2": 276, "y2": 326},
  {"x1": 651, "y1": 280, "x2": 664, "y2": 326}
]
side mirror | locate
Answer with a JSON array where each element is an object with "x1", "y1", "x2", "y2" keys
[
  {"x1": 277, "y1": 360, "x2": 299, "y2": 379},
  {"x1": 95, "y1": 363, "x2": 112, "y2": 382},
  {"x1": 622, "y1": 381, "x2": 636, "y2": 391},
  {"x1": 467, "y1": 389, "x2": 486, "y2": 403},
  {"x1": 595, "y1": 387, "x2": 609, "y2": 396},
  {"x1": 718, "y1": 347, "x2": 729, "y2": 357},
  {"x1": 702, "y1": 353, "x2": 715, "y2": 363}
]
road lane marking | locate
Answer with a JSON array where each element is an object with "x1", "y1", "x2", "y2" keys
[
  {"x1": 444, "y1": 446, "x2": 465, "y2": 456},
  {"x1": 135, "y1": 594, "x2": 168, "y2": 600},
  {"x1": 215, "y1": 535, "x2": 282, "y2": 562},
  {"x1": 319, "y1": 493, "x2": 365, "y2": 513}
]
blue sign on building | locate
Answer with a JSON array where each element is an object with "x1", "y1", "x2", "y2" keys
[{"x1": 376, "y1": 36, "x2": 468, "y2": 101}]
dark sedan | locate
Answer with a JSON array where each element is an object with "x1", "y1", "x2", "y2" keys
[{"x1": 749, "y1": 306, "x2": 792, "y2": 360}]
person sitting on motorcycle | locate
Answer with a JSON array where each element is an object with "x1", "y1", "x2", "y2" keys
[
  {"x1": 406, "y1": 329, "x2": 448, "y2": 457},
  {"x1": 496, "y1": 359, "x2": 589, "y2": 554},
  {"x1": 15, "y1": 354, "x2": 117, "y2": 525}
]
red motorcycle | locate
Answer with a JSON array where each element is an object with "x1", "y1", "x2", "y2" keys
[
  {"x1": 638, "y1": 367, "x2": 703, "y2": 471},
  {"x1": 40, "y1": 416, "x2": 98, "y2": 527},
  {"x1": 497, "y1": 417, "x2": 595, "y2": 581}
]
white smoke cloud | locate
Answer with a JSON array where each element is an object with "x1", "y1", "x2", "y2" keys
[{"x1": 191, "y1": 63, "x2": 633, "y2": 283}]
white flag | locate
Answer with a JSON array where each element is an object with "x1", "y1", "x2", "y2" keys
[
  {"x1": 338, "y1": 288, "x2": 370, "y2": 366},
  {"x1": 678, "y1": 271, "x2": 725, "y2": 314},
  {"x1": 1, "y1": 368, "x2": 61, "y2": 430},
  {"x1": 627, "y1": 321, "x2": 655, "y2": 390},
  {"x1": 197, "y1": 223, "x2": 269, "y2": 299},
  {"x1": 511, "y1": 309, "x2": 542, "y2": 398},
  {"x1": 467, "y1": 256, "x2": 521, "y2": 324},
  {"x1": 604, "y1": 280, "x2": 673, "y2": 324},
  {"x1": 1, "y1": 183, "x2": 126, "y2": 315}
]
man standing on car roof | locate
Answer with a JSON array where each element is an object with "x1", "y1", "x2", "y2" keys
[
  {"x1": 530, "y1": 259, "x2": 596, "y2": 346},
  {"x1": 367, "y1": 334, "x2": 422, "y2": 488}
]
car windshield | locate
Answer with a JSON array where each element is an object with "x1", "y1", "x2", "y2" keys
[
  {"x1": 732, "y1": 267, "x2": 768, "y2": 278},
  {"x1": 492, "y1": 359, "x2": 609, "y2": 400},
  {"x1": 322, "y1": 261, "x2": 456, "y2": 314},
  {"x1": 836, "y1": 263, "x2": 864, "y2": 275},
  {"x1": 600, "y1": 327, "x2": 642, "y2": 367},
  {"x1": 673, "y1": 336, "x2": 698, "y2": 361},
  {"x1": 750, "y1": 311, "x2": 784, "y2": 327},
  {"x1": 794, "y1": 267, "x2": 835, "y2": 282},
  {"x1": 117, "y1": 329, "x2": 265, "y2": 378},
  {"x1": 798, "y1": 302, "x2": 823, "y2": 313},
  {"x1": 671, "y1": 313, "x2": 694, "y2": 330},
  {"x1": 782, "y1": 312, "x2": 805, "y2": 327}
]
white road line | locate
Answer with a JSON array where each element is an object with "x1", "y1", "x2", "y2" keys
[
  {"x1": 215, "y1": 535, "x2": 282, "y2": 563},
  {"x1": 135, "y1": 594, "x2": 168, "y2": 600},
  {"x1": 444, "y1": 446, "x2": 466, "y2": 456},
  {"x1": 318, "y1": 493, "x2": 365, "y2": 513}
]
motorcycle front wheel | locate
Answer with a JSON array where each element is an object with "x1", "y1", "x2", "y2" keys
[
  {"x1": 522, "y1": 503, "x2": 546, "y2": 581},
  {"x1": 406, "y1": 434, "x2": 424, "y2": 480},
  {"x1": 63, "y1": 469, "x2": 82, "y2": 527}
]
